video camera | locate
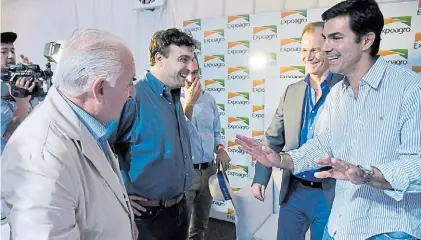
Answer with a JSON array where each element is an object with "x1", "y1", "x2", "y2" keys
[
  {"x1": 1, "y1": 42, "x2": 61, "y2": 99},
  {"x1": 1, "y1": 63, "x2": 53, "y2": 98}
]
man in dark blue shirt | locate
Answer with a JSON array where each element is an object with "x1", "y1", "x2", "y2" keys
[{"x1": 107, "y1": 28, "x2": 197, "y2": 240}]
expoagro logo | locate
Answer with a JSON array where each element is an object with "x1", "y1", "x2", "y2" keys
[
  {"x1": 280, "y1": 37, "x2": 301, "y2": 53},
  {"x1": 414, "y1": 32, "x2": 421, "y2": 49},
  {"x1": 204, "y1": 55, "x2": 226, "y2": 68},
  {"x1": 227, "y1": 140, "x2": 246, "y2": 155},
  {"x1": 252, "y1": 79, "x2": 265, "y2": 93},
  {"x1": 412, "y1": 66, "x2": 421, "y2": 74},
  {"x1": 227, "y1": 14, "x2": 250, "y2": 29},
  {"x1": 228, "y1": 164, "x2": 249, "y2": 178},
  {"x1": 280, "y1": 66, "x2": 306, "y2": 79},
  {"x1": 204, "y1": 29, "x2": 225, "y2": 44},
  {"x1": 252, "y1": 130, "x2": 264, "y2": 144},
  {"x1": 212, "y1": 200, "x2": 226, "y2": 207},
  {"x1": 227, "y1": 40, "x2": 250, "y2": 55},
  {"x1": 221, "y1": 128, "x2": 226, "y2": 139},
  {"x1": 228, "y1": 92, "x2": 250, "y2": 105},
  {"x1": 183, "y1": 19, "x2": 201, "y2": 32},
  {"x1": 227, "y1": 208, "x2": 235, "y2": 221},
  {"x1": 378, "y1": 49, "x2": 408, "y2": 65},
  {"x1": 252, "y1": 25, "x2": 277, "y2": 41},
  {"x1": 261, "y1": 52, "x2": 277, "y2": 66},
  {"x1": 227, "y1": 116, "x2": 250, "y2": 130},
  {"x1": 252, "y1": 105, "x2": 264, "y2": 119},
  {"x1": 280, "y1": 10, "x2": 308, "y2": 25},
  {"x1": 228, "y1": 66, "x2": 250, "y2": 80},
  {"x1": 382, "y1": 16, "x2": 411, "y2": 35},
  {"x1": 204, "y1": 79, "x2": 225, "y2": 93},
  {"x1": 217, "y1": 104, "x2": 225, "y2": 116}
]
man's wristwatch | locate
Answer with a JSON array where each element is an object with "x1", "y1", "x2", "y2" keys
[{"x1": 357, "y1": 165, "x2": 374, "y2": 184}]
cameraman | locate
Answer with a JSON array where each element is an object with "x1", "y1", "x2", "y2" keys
[{"x1": 1, "y1": 32, "x2": 36, "y2": 153}]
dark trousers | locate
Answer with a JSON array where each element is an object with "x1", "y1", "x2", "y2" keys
[
  {"x1": 277, "y1": 178, "x2": 330, "y2": 240},
  {"x1": 135, "y1": 197, "x2": 189, "y2": 240}
]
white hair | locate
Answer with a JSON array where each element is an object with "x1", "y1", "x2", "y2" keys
[{"x1": 53, "y1": 29, "x2": 129, "y2": 97}]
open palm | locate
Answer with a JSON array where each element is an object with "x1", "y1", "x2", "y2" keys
[{"x1": 235, "y1": 134, "x2": 281, "y2": 168}]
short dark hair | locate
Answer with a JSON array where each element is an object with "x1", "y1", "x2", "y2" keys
[
  {"x1": 148, "y1": 28, "x2": 198, "y2": 66},
  {"x1": 301, "y1": 22, "x2": 324, "y2": 37},
  {"x1": 322, "y1": 0, "x2": 384, "y2": 57}
]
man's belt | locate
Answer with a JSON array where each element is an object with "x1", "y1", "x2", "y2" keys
[
  {"x1": 193, "y1": 162, "x2": 209, "y2": 170},
  {"x1": 140, "y1": 194, "x2": 184, "y2": 208},
  {"x1": 292, "y1": 175, "x2": 322, "y2": 188}
]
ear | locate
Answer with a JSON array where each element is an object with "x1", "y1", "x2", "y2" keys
[
  {"x1": 361, "y1": 32, "x2": 376, "y2": 52},
  {"x1": 91, "y1": 78, "x2": 105, "y2": 103},
  {"x1": 154, "y1": 52, "x2": 163, "y2": 65}
]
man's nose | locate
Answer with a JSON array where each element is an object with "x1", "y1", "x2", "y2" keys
[{"x1": 7, "y1": 51, "x2": 13, "y2": 59}]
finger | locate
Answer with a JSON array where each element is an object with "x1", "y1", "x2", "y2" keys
[
  {"x1": 238, "y1": 146, "x2": 252, "y2": 155},
  {"x1": 261, "y1": 145, "x2": 273, "y2": 155},
  {"x1": 314, "y1": 169, "x2": 334, "y2": 179},
  {"x1": 128, "y1": 195, "x2": 148, "y2": 201},
  {"x1": 235, "y1": 135, "x2": 259, "y2": 147},
  {"x1": 314, "y1": 154, "x2": 333, "y2": 166},
  {"x1": 23, "y1": 78, "x2": 31, "y2": 89},
  {"x1": 261, "y1": 185, "x2": 266, "y2": 199},
  {"x1": 28, "y1": 81, "x2": 36, "y2": 91},
  {"x1": 129, "y1": 199, "x2": 147, "y2": 212},
  {"x1": 235, "y1": 138, "x2": 252, "y2": 149},
  {"x1": 131, "y1": 207, "x2": 143, "y2": 216},
  {"x1": 330, "y1": 158, "x2": 350, "y2": 172}
]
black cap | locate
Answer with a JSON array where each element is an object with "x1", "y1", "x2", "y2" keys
[{"x1": 1, "y1": 32, "x2": 17, "y2": 44}]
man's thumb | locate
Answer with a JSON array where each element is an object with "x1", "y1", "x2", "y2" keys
[{"x1": 261, "y1": 185, "x2": 266, "y2": 198}]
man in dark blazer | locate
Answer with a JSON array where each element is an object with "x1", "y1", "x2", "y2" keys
[{"x1": 252, "y1": 22, "x2": 343, "y2": 240}]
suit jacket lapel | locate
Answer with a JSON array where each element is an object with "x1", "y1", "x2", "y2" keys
[
  {"x1": 79, "y1": 119, "x2": 130, "y2": 214},
  {"x1": 284, "y1": 81, "x2": 306, "y2": 149}
]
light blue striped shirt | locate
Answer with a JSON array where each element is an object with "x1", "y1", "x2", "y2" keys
[
  {"x1": 289, "y1": 56, "x2": 421, "y2": 240},
  {"x1": 181, "y1": 90, "x2": 225, "y2": 164}
]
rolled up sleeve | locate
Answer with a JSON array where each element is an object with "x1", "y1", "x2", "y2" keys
[{"x1": 376, "y1": 85, "x2": 421, "y2": 201}]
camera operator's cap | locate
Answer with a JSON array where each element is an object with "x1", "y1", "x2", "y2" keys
[{"x1": 1, "y1": 32, "x2": 17, "y2": 44}]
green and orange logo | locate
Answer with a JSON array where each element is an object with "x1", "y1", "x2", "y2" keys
[
  {"x1": 227, "y1": 92, "x2": 250, "y2": 106},
  {"x1": 280, "y1": 10, "x2": 307, "y2": 25},
  {"x1": 252, "y1": 106, "x2": 264, "y2": 119},
  {"x1": 253, "y1": 25, "x2": 277, "y2": 41},
  {"x1": 217, "y1": 103, "x2": 225, "y2": 116},
  {"x1": 280, "y1": 66, "x2": 306, "y2": 79},
  {"x1": 383, "y1": 16, "x2": 411, "y2": 35},
  {"x1": 228, "y1": 66, "x2": 250, "y2": 80},
  {"x1": 252, "y1": 79, "x2": 265, "y2": 93},
  {"x1": 414, "y1": 32, "x2": 421, "y2": 49},
  {"x1": 228, "y1": 164, "x2": 249, "y2": 178},
  {"x1": 204, "y1": 55, "x2": 225, "y2": 68},
  {"x1": 378, "y1": 49, "x2": 408, "y2": 65},
  {"x1": 252, "y1": 130, "x2": 264, "y2": 144},
  {"x1": 228, "y1": 140, "x2": 245, "y2": 155},
  {"x1": 204, "y1": 29, "x2": 225, "y2": 44},
  {"x1": 227, "y1": 116, "x2": 250, "y2": 130},
  {"x1": 227, "y1": 40, "x2": 250, "y2": 55},
  {"x1": 204, "y1": 79, "x2": 225, "y2": 93},
  {"x1": 183, "y1": 19, "x2": 201, "y2": 32},
  {"x1": 280, "y1": 37, "x2": 301, "y2": 53},
  {"x1": 227, "y1": 15, "x2": 250, "y2": 29}
]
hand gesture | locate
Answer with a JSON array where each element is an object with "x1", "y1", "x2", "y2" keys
[
  {"x1": 251, "y1": 183, "x2": 266, "y2": 201},
  {"x1": 235, "y1": 134, "x2": 282, "y2": 168},
  {"x1": 128, "y1": 195, "x2": 148, "y2": 216},
  {"x1": 184, "y1": 79, "x2": 202, "y2": 106},
  {"x1": 314, "y1": 155, "x2": 365, "y2": 185},
  {"x1": 216, "y1": 148, "x2": 230, "y2": 171}
]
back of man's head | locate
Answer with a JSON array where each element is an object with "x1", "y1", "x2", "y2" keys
[{"x1": 53, "y1": 29, "x2": 130, "y2": 97}]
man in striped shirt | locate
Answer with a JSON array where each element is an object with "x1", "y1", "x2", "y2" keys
[{"x1": 236, "y1": 0, "x2": 421, "y2": 239}]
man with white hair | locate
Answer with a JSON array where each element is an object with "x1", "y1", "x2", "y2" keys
[{"x1": 1, "y1": 29, "x2": 138, "y2": 239}]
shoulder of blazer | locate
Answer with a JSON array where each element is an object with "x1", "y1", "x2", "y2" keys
[{"x1": 284, "y1": 80, "x2": 306, "y2": 100}]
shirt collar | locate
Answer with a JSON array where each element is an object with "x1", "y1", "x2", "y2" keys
[
  {"x1": 341, "y1": 55, "x2": 387, "y2": 91},
  {"x1": 61, "y1": 93, "x2": 107, "y2": 142},
  {"x1": 144, "y1": 70, "x2": 170, "y2": 96},
  {"x1": 303, "y1": 72, "x2": 333, "y2": 86}
]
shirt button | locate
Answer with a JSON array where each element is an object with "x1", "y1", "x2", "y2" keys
[
  {"x1": 184, "y1": 156, "x2": 187, "y2": 159},
  {"x1": 169, "y1": 102, "x2": 172, "y2": 105}
]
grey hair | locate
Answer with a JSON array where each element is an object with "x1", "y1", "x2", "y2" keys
[{"x1": 53, "y1": 29, "x2": 128, "y2": 97}]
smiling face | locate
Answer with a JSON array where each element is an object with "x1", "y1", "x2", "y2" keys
[
  {"x1": 301, "y1": 27, "x2": 329, "y2": 76},
  {"x1": 322, "y1": 16, "x2": 366, "y2": 76},
  {"x1": 158, "y1": 44, "x2": 194, "y2": 89}
]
